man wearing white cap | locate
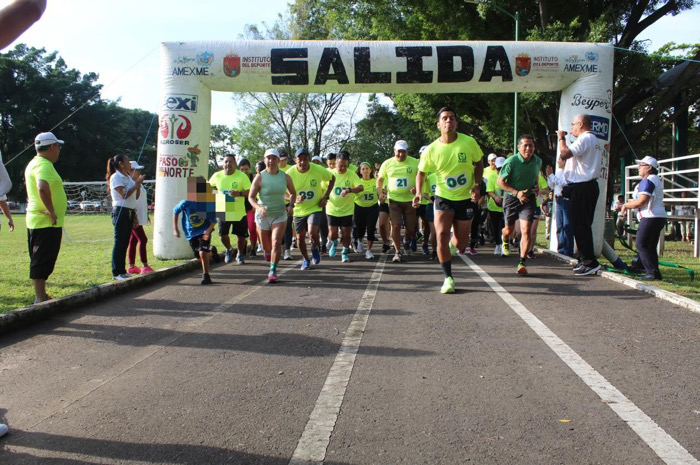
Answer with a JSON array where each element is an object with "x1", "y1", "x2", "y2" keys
[
  {"x1": 25, "y1": 131, "x2": 67, "y2": 304},
  {"x1": 620, "y1": 156, "x2": 666, "y2": 280},
  {"x1": 377, "y1": 139, "x2": 419, "y2": 263},
  {"x1": 483, "y1": 153, "x2": 498, "y2": 186},
  {"x1": 557, "y1": 114, "x2": 603, "y2": 276}
]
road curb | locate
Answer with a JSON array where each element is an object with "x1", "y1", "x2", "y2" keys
[
  {"x1": 0, "y1": 258, "x2": 201, "y2": 335},
  {"x1": 537, "y1": 247, "x2": 700, "y2": 316}
]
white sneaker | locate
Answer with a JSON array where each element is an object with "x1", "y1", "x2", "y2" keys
[
  {"x1": 0, "y1": 423, "x2": 7, "y2": 438},
  {"x1": 283, "y1": 249, "x2": 292, "y2": 260},
  {"x1": 494, "y1": 244, "x2": 502, "y2": 255},
  {"x1": 365, "y1": 250, "x2": 374, "y2": 260},
  {"x1": 356, "y1": 239, "x2": 364, "y2": 253}
]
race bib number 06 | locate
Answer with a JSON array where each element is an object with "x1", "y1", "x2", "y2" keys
[{"x1": 445, "y1": 173, "x2": 468, "y2": 190}]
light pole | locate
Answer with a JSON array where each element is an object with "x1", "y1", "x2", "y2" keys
[{"x1": 465, "y1": 0, "x2": 520, "y2": 155}]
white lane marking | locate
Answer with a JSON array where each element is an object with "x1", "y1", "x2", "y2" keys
[
  {"x1": 289, "y1": 255, "x2": 387, "y2": 465},
  {"x1": 25, "y1": 266, "x2": 296, "y2": 432},
  {"x1": 459, "y1": 255, "x2": 699, "y2": 465}
]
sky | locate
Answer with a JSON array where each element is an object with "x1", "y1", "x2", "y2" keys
[{"x1": 1, "y1": 0, "x2": 698, "y2": 127}]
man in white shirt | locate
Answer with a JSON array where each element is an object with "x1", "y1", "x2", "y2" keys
[
  {"x1": 546, "y1": 157, "x2": 575, "y2": 257},
  {"x1": 557, "y1": 114, "x2": 603, "y2": 275}
]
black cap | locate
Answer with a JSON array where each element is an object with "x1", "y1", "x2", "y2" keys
[{"x1": 295, "y1": 148, "x2": 310, "y2": 157}]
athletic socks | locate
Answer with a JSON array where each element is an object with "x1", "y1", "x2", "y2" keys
[{"x1": 440, "y1": 261, "x2": 452, "y2": 279}]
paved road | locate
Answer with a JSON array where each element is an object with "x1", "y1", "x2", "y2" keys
[{"x1": 1, "y1": 249, "x2": 699, "y2": 464}]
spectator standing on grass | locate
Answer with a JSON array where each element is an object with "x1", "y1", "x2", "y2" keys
[
  {"x1": 620, "y1": 156, "x2": 666, "y2": 281},
  {"x1": 107, "y1": 154, "x2": 144, "y2": 280},
  {"x1": 25, "y1": 132, "x2": 66, "y2": 303},
  {"x1": 126, "y1": 161, "x2": 153, "y2": 275}
]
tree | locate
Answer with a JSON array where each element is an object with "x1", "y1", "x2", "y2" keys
[
  {"x1": 0, "y1": 45, "x2": 162, "y2": 199},
  {"x1": 290, "y1": 0, "x2": 700, "y2": 177}
]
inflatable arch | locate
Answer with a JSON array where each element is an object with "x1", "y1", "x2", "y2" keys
[{"x1": 155, "y1": 40, "x2": 613, "y2": 259}]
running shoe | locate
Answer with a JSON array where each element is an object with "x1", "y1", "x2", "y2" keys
[
  {"x1": 501, "y1": 238, "x2": 511, "y2": 257},
  {"x1": 113, "y1": 273, "x2": 131, "y2": 281},
  {"x1": 356, "y1": 239, "x2": 364, "y2": 253},
  {"x1": 249, "y1": 250, "x2": 257, "y2": 258},
  {"x1": 33, "y1": 294, "x2": 52, "y2": 304},
  {"x1": 311, "y1": 247, "x2": 321, "y2": 265},
  {"x1": 403, "y1": 241, "x2": 412, "y2": 255},
  {"x1": 268, "y1": 271, "x2": 279, "y2": 283},
  {"x1": 516, "y1": 261, "x2": 528, "y2": 275},
  {"x1": 392, "y1": 253, "x2": 402, "y2": 263},
  {"x1": 329, "y1": 240, "x2": 338, "y2": 258},
  {"x1": 291, "y1": 237, "x2": 297, "y2": 249},
  {"x1": 468, "y1": 247, "x2": 478, "y2": 256},
  {"x1": 410, "y1": 239, "x2": 417, "y2": 252},
  {"x1": 422, "y1": 244, "x2": 430, "y2": 255},
  {"x1": 301, "y1": 259, "x2": 310, "y2": 270},
  {"x1": 283, "y1": 249, "x2": 292, "y2": 260},
  {"x1": 381, "y1": 242, "x2": 391, "y2": 253},
  {"x1": 201, "y1": 273, "x2": 212, "y2": 285},
  {"x1": 326, "y1": 239, "x2": 333, "y2": 250},
  {"x1": 225, "y1": 249, "x2": 234, "y2": 264},
  {"x1": 236, "y1": 254, "x2": 245, "y2": 265},
  {"x1": 573, "y1": 261, "x2": 584, "y2": 272},
  {"x1": 127, "y1": 265, "x2": 141, "y2": 274},
  {"x1": 526, "y1": 251, "x2": 536, "y2": 260},
  {"x1": 365, "y1": 250, "x2": 374, "y2": 260},
  {"x1": 493, "y1": 245, "x2": 501, "y2": 255},
  {"x1": 449, "y1": 242, "x2": 457, "y2": 255},
  {"x1": 342, "y1": 252, "x2": 350, "y2": 263},
  {"x1": 574, "y1": 264, "x2": 601, "y2": 276},
  {"x1": 0, "y1": 423, "x2": 7, "y2": 438},
  {"x1": 257, "y1": 244, "x2": 263, "y2": 253},
  {"x1": 440, "y1": 276, "x2": 455, "y2": 294},
  {"x1": 140, "y1": 266, "x2": 155, "y2": 274},
  {"x1": 430, "y1": 251, "x2": 437, "y2": 260}
]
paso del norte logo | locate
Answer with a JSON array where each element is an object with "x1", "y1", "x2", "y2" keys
[
  {"x1": 159, "y1": 114, "x2": 192, "y2": 145},
  {"x1": 224, "y1": 53, "x2": 241, "y2": 78}
]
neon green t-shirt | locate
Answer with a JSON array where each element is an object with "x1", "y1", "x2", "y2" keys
[
  {"x1": 378, "y1": 156, "x2": 419, "y2": 202},
  {"x1": 486, "y1": 171, "x2": 505, "y2": 213},
  {"x1": 326, "y1": 170, "x2": 362, "y2": 217},
  {"x1": 25, "y1": 156, "x2": 67, "y2": 229},
  {"x1": 355, "y1": 177, "x2": 378, "y2": 208},
  {"x1": 536, "y1": 173, "x2": 548, "y2": 207},
  {"x1": 209, "y1": 169, "x2": 252, "y2": 222},
  {"x1": 287, "y1": 163, "x2": 333, "y2": 217},
  {"x1": 418, "y1": 133, "x2": 484, "y2": 201}
]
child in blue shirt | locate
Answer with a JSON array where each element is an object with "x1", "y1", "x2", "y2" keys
[{"x1": 173, "y1": 177, "x2": 217, "y2": 284}]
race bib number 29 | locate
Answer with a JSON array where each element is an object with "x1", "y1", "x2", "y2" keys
[{"x1": 445, "y1": 173, "x2": 468, "y2": 190}]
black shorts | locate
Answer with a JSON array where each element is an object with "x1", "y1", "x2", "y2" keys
[
  {"x1": 503, "y1": 194, "x2": 536, "y2": 225},
  {"x1": 189, "y1": 234, "x2": 212, "y2": 254},
  {"x1": 27, "y1": 227, "x2": 62, "y2": 280},
  {"x1": 378, "y1": 202, "x2": 389, "y2": 214},
  {"x1": 218, "y1": 218, "x2": 248, "y2": 238},
  {"x1": 294, "y1": 211, "x2": 323, "y2": 234},
  {"x1": 433, "y1": 196, "x2": 475, "y2": 221},
  {"x1": 327, "y1": 214, "x2": 353, "y2": 228}
]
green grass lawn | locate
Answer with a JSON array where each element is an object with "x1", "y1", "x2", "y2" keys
[
  {"x1": 533, "y1": 221, "x2": 700, "y2": 302},
  {"x1": 0, "y1": 214, "x2": 206, "y2": 314}
]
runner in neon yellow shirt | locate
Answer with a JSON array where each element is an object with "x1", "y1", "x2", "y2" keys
[
  {"x1": 287, "y1": 148, "x2": 335, "y2": 269},
  {"x1": 327, "y1": 152, "x2": 363, "y2": 262},
  {"x1": 208, "y1": 154, "x2": 252, "y2": 264},
  {"x1": 377, "y1": 140, "x2": 419, "y2": 263},
  {"x1": 486, "y1": 156, "x2": 506, "y2": 256},
  {"x1": 353, "y1": 162, "x2": 379, "y2": 260},
  {"x1": 414, "y1": 106, "x2": 484, "y2": 294}
]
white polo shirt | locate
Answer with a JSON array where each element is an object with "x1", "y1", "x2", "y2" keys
[
  {"x1": 110, "y1": 171, "x2": 137, "y2": 209},
  {"x1": 567, "y1": 131, "x2": 603, "y2": 183}
]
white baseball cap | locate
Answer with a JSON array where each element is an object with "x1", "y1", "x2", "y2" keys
[
  {"x1": 311, "y1": 156, "x2": 323, "y2": 163},
  {"x1": 394, "y1": 140, "x2": 408, "y2": 151},
  {"x1": 264, "y1": 148, "x2": 280, "y2": 158},
  {"x1": 418, "y1": 145, "x2": 428, "y2": 154},
  {"x1": 488, "y1": 153, "x2": 498, "y2": 161},
  {"x1": 635, "y1": 156, "x2": 658, "y2": 169},
  {"x1": 35, "y1": 132, "x2": 64, "y2": 148},
  {"x1": 495, "y1": 157, "x2": 506, "y2": 169},
  {"x1": 130, "y1": 161, "x2": 144, "y2": 170}
]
